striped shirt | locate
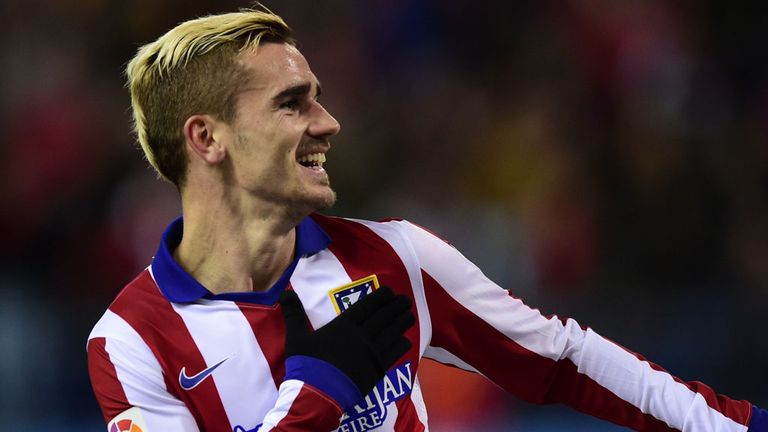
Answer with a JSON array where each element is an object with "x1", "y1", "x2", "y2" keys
[{"x1": 88, "y1": 214, "x2": 767, "y2": 431}]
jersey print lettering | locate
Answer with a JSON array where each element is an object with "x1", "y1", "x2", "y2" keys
[{"x1": 339, "y1": 362, "x2": 413, "y2": 432}]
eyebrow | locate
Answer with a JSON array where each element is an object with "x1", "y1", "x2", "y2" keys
[{"x1": 272, "y1": 81, "x2": 322, "y2": 103}]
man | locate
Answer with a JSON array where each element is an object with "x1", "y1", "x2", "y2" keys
[{"x1": 87, "y1": 7, "x2": 767, "y2": 432}]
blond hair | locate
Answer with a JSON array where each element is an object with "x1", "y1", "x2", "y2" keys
[{"x1": 126, "y1": 8, "x2": 294, "y2": 187}]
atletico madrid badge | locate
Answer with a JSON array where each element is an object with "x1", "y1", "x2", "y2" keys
[{"x1": 328, "y1": 275, "x2": 380, "y2": 315}]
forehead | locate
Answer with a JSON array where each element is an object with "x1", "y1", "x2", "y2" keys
[{"x1": 237, "y1": 43, "x2": 316, "y2": 92}]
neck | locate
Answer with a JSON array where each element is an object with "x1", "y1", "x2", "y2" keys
[{"x1": 174, "y1": 184, "x2": 306, "y2": 295}]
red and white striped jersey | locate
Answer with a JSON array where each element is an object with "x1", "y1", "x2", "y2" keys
[{"x1": 88, "y1": 214, "x2": 767, "y2": 432}]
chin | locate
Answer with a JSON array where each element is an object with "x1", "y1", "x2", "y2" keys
[
  {"x1": 311, "y1": 189, "x2": 337, "y2": 211},
  {"x1": 290, "y1": 187, "x2": 336, "y2": 216}
]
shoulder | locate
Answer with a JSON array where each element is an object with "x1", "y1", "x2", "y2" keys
[
  {"x1": 310, "y1": 214, "x2": 457, "y2": 267},
  {"x1": 87, "y1": 268, "x2": 167, "y2": 349},
  {"x1": 310, "y1": 213, "x2": 453, "y2": 247},
  {"x1": 113, "y1": 268, "x2": 163, "y2": 302},
  {"x1": 310, "y1": 213, "x2": 439, "y2": 238},
  {"x1": 310, "y1": 214, "x2": 422, "y2": 246}
]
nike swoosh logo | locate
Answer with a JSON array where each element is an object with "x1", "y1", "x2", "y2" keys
[{"x1": 179, "y1": 357, "x2": 230, "y2": 391}]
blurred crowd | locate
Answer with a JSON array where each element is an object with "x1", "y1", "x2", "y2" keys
[{"x1": 1, "y1": 0, "x2": 766, "y2": 430}]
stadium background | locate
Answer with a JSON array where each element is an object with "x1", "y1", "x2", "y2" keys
[{"x1": 1, "y1": 0, "x2": 766, "y2": 430}]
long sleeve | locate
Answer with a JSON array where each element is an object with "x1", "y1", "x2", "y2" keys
[{"x1": 398, "y1": 220, "x2": 766, "y2": 432}]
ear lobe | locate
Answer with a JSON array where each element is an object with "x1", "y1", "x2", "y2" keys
[{"x1": 183, "y1": 115, "x2": 226, "y2": 165}]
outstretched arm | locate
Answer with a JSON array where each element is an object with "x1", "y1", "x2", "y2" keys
[{"x1": 396, "y1": 219, "x2": 767, "y2": 432}]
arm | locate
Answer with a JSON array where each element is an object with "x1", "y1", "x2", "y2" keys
[
  {"x1": 87, "y1": 311, "x2": 199, "y2": 431},
  {"x1": 397, "y1": 220, "x2": 767, "y2": 432}
]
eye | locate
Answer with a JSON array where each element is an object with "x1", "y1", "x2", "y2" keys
[{"x1": 280, "y1": 98, "x2": 301, "y2": 111}]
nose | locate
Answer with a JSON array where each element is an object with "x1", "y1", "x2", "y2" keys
[{"x1": 307, "y1": 101, "x2": 341, "y2": 139}]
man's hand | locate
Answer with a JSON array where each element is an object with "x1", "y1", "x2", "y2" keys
[{"x1": 279, "y1": 286, "x2": 415, "y2": 397}]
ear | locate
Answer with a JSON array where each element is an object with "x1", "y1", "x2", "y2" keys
[{"x1": 183, "y1": 114, "x2": 227, "y2": 165}]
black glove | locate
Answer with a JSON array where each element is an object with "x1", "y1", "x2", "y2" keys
[{"x1": 279, "y1": 286, "x2": 415, "y2": 397}]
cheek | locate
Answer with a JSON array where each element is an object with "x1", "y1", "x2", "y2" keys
[
  {"x1": 273, "y1": 112, "x2": 307, "y2": 138},
  {"x1": 234, "y1": 119, "x2": 304, "y2": 170}
]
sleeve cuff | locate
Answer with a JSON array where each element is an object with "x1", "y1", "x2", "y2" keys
[
  {"x1": 750, "y1": 405, "x2": 768, "y2": 431},
  {"x1": 284, "y1": 355, "x2": 363, "y2": 411}
]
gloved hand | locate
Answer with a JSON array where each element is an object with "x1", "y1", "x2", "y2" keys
[{"x1": 279, "y1": 286, "x2": 415, "y2": 397}]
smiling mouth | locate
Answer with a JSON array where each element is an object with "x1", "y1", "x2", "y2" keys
[{"x1": 297, "y1": 152, "x2": 326, "y2": 170}]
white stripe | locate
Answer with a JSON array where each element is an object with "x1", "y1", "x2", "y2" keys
[
  {"x1": 399, "y1": 220, "x2": 748, "y2": 432},
  {"x1": 171, "y1": 299, "x2": 278, "y2": 430},
  {"x1": 398, "y1": 220, "x2": 563, "y2": 360},
  {"x1": 409, "y1": 376, "x2": 430, "y2": 431},
  {"x1": 261, "y1": 380, "x2": 304, "y2": 429},
  {"x1": 290, "y1": 248, "x2": 353, "y2": 327},
  {"x1": 90, "y1": 310, "x2": 198, "y2": 430},
  {"x1": 423, "y1": 346, "x2": 479, "y2": 374},
  {"x1": 578, "y1": 330, "x2": 748, "y2": 432},
  {"x1": 350, "y1": 219, "x2": 433, "y2": 358}
]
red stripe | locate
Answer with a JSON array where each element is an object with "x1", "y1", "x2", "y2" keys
[
  {"x1": 87, "y1": 337, "x2": 131, "y2": 423},
  {"x1": 422, "y1": 270, "x2": 678, "y2": 432},
  {"x1": 272, "y1": 384, "x2": 343, "y2": 431},
  {"x1": 393, "y1": 398, "x2": 426, "y2": 432},
  {"x1": 312, "y1": 215, "x2": 425, "y2": 430},
  {"x1": 109, "y1": 270, "x2": 232, "y2": 431},
  {"x1": 236, "y1": 298, "x2": 287, "y2": 391},
  {"x1": 670, "y1": 378, "x2": 751, "y2": 425}
]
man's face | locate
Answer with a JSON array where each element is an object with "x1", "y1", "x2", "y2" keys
[{"x1": 224, "y1": 43, "x2": 340, "y2": 215}]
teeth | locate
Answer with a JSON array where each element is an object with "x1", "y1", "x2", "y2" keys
[{"x1": 297, "y1": 153, "x2": 326, "y2": 167}]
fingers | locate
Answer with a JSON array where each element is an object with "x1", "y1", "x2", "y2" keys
[
  {"x1": 358, "y1": 291, "x2": 414, "y2": 369},
  {"x1": 282, "y1": 285, "x2": 415, "y2": 371},
  {"x1": 278, "y1": 290, "x2": 309, "y2": 335},
  {"x1": 372, "y1": 308, "x2": 415, "y2": 350},
  {"x1": 362, "y1": 295, "x2": 413, "y2": 338},
  {"x1": 343, "y1": 285, "x2": 395, "y2": 323},
  {"x1": 378, "y1": 337, "x2": 412, "y2": 369}
]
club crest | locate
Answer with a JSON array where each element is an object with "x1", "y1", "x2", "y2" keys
[{"x1": 328, "y1": 275, "x2": 380, "y2": 315}]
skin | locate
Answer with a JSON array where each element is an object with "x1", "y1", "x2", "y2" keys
[{"x1": 173, "y1": 42, "x2": 341, "y2": 294}]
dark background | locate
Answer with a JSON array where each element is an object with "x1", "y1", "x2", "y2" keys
[{"x1": 1, "y1": 0, "x2": 766, "y2": 430}]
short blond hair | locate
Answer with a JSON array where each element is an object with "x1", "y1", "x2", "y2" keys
[{"x1": 126, "y1": 8, "x2": 294, "y2": 187}]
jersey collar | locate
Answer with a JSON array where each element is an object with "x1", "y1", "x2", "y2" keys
[{"x1": 151, "y1": 215, "x2": 331, "y2": 304}]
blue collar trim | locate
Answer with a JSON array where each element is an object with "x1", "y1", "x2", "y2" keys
[{"x1": 151, "y1": 215, "x2": 330, "y2": 304}]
